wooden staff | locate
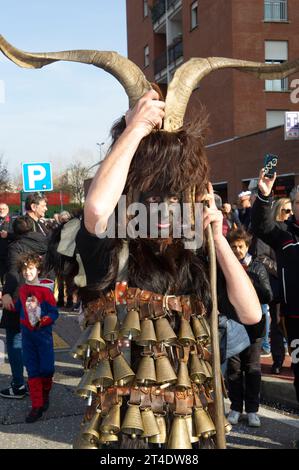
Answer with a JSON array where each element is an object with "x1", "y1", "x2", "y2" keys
[{"x1": 206, "y1": 224, "x2": 226, "y2": 449}]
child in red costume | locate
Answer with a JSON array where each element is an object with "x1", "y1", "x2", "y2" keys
[{"x1": 15, "y1": 254, "x2": 59, "y2": 423}]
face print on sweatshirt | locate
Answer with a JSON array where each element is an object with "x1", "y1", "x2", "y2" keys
[{"x1": 25, "y1": 295, "x2": 41, "y2": 327}]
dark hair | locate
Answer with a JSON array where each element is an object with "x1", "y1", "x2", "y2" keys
[
  {"x1": 17, "y1": 253, "x2": 43, "y2": 273},
  {"x1": 226, "y1": 228, "x2": 252, "y2": 247},
  {"x1": 13, "y1": 216, "x2": 34, "y2": 235},
  {"x1": 109, "y1": 116, "x2": 210, "y2": 198},
  {"x1": 25, "y1": 192, "x2": 47, "y2": 211}
]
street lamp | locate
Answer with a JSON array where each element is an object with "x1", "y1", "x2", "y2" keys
[
  {"x1": 87, "y1": 142, "x2": 105, "y2": 172},
  {"x1": 96, "y1": 142, "x2": 105, "y2": 161}
]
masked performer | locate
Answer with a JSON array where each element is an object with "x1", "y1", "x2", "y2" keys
[
  {"x1": 2, "y1": 37, "x2": 297, "y2": 449},
  {"x1": 71, "y1": 89, "x2": 261, "y2": 449}
]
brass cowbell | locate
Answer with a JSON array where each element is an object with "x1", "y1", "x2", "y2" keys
[
  {"x1": 194, "y1": 407, "x2": 216, "y2": 438},
  {"x1": 103, "y1": 314, "x2": 119, "y2": 343},
  {"x1": 141, "y1": 409, "x2": 160, "y2": 438},
  {"x1": 202, "y1": 359, "x2": 213, "y2": 381},
  {"x1": 99, "y1": 433, "x2": 118, "y2": 443},
  {"x1": 192, "y1": 317, "x2": 208, "y2": 343},
  {"x1": 190, "y1": 354, "x2": 207, "y2": 384},
  {"x1": 76, "y1": 369, "x2": 97, "y2": 398},
  {"x1": 136, "y1": 356, "x2": 157, "y2": 385},
  {"x1": 186, "y1": 414, "x2": 199, "y2": 443},
  {"x1": 73, "y1": 433, "x2": 99, "y2": 449},
  {"x1": 177, "y1": 361, "x2": 192, "y2": 389},
  {"x1": 82, "y1": 411, "x2": 101, "y2": 441},
  {"x1": 121, "y1": 404, "x2": 144, "y2": 439},
  {"x1": 136, "y1": 319, "x2": 157, "y2": 347},
  {"x1": 178, "y1": 317, "x2": 196, "y2": 345},
  {"x1": 100, "y1": 404, "x2": 121, "y2": 434},
  {"x1": 155, "y1": 317, "x2": 177, "y2": 345},
  {"x1": 120, "y1": 309, "x2": 141, "y2": 340},
  {"x1": 113, "y1": 354, "x2": 135, "y2": 386},
  {"x1": 87, "y1": 322, "x2": 106, "y2": 352},
  {"x1": 167, "y1": 416, "x2": 192, "y2": 449},
  {"x1": 149, "y1": 415, "x2": 167, "y2": 444},
  {"x1": 201, "y1": 316, "x2": 211, "y2": 336},
  {"x1": 93, "y1": 358, "x2": 114, "y2": 388},
  {"x1": 155, "y1": 356, "x2": 177, "y2": 388},
  {"x1": 70, "y1": 325, "x2": 93, "y2": 359}
]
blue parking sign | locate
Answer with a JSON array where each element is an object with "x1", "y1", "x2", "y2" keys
[{"x1": 22, "y1": 162, "x2": 53, "y2": 192}]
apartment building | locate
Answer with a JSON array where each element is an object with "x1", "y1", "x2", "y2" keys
[{"x1": 126, "y1": 0, "x2": 299, "y2": 201}]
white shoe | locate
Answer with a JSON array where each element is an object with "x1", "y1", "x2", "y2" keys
[
  {"x1": 247, "y1": 413, "x2": 261, "y2": 427},
  {"x1": 227, "y1": 410, "x2": 241, "y2": 425}
]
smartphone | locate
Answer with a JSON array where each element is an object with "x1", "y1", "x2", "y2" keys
[{"x1": 264, "y1": 153, "x2": 278, "y2": 179}]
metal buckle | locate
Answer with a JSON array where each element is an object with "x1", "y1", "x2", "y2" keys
[{"x1": 163, "y1": 295, "x2": 176, "y2": 314}]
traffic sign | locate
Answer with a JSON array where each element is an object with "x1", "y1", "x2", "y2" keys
[{"x1": 22, "y1": 162, "x2": 53, "y2": 192}]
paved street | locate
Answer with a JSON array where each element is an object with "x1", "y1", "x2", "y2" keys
[{"x1": 0, "y1": 311, "x2": 298, "y2": 450}]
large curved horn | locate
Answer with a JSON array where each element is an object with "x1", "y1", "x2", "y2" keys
[
  {"x1": 164, "y1": 57, "x2": 299, "y2": 131},
  {"x1": 0, "y1": 35, "x2": 152, "y2": 108}
]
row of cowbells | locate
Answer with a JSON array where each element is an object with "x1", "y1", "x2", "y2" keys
[
  {"x1": 71, "y1": 315, "x2": 211, "y2": 360},
  {"x1": 75, "y1": 352, "x2": 213, "y2": 394},
  {"x1": 73, "y1": 404, "x2": 229, "y2": 449}
]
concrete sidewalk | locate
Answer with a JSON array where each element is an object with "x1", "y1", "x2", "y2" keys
[
  {"x1": 260, "y1": 355, "x2": 299, "y2": 412},
  {"x1": 0, "y1": 310, "x2": 297, "y2": 449},
  {"x1": 0, "y1": 312, "x2": 85, "y2": 449}
]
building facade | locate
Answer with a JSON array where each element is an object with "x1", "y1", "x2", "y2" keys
[{"x1": 126, "y1": 0, "x2": 299, "y2": 201}]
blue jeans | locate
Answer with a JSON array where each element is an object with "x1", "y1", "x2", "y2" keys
[
  {"x1": 5, "y1": 328, "x2": 25, "y2": 388},
  {"x1": 261, "y1": 304, "x2": 271, "y2": 353}
]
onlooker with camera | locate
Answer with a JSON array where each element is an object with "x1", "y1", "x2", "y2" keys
[
  {"x1": 226, "y1": 229, "x2": 273, "y2": 427},
  {"x1": 251, "y1": 171, "x2": 299, "y2": 402},
  {"x1": 0, "y1": 216, "x2": 48, "y2": 399}
]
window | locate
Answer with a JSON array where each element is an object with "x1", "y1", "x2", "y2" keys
[
  {"x1": 144, "y1": 45, "x2": 150, "y2": 68},
  {"x1": 265, "y1": 41, "x2": 288, "y2": 92},
  {"x1": 143, "y1": 0, "x2": 148, "y2": 18},
  {"x1": 264, "y1": 0, "x2": 288, "y2": 22},
  {"x1": 266, "y1": 110, "x2": 287, "y2": 128},
  {"x1": 191, "y1": 1, "x2": 198, "y2": 30}
]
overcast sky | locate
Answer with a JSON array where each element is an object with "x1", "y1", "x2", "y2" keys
[{"x1": 0, "y1": 0, "x2": 128, "y2": 179}]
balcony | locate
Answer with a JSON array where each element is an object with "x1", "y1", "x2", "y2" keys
[
  {"x1": 151, "y1": 0, "x2": 182, "y2": 31},
  {"x1": 264, "y1": 1, "x2": 288, "y2": 22},
  {"x1": 151, "y1": 0, "x2": 166, "y2": 24},
  {"x1": 154, "y1": 39, "x2": 183, "y2": 81}
]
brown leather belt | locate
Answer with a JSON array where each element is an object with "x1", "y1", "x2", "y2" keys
[{"x1": 86, "y1": 284, "x2": 206, "y2": 323}]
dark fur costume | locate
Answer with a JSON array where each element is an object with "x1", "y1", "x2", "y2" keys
[{"x1": 75, "y1": 117, "x2": 221, "y2": 450}]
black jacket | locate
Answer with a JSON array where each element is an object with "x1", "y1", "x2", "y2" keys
[
  {"x1": 0, "y1": 215, "x2": 14, "y2": 259},
  {"x1": 244, "y1": 257, "x2": 273, "y2": 342},
  {"x1": 251, "y1": 191, "x2": 299, "y2": 318},
  {"x1": 238, "y1": 207, "x2": 252, "y2": 230},
  {"x1": 24, "y1": 214, "x2": 50, "y2": 237},
  {"x1": 0, "y1": 232, "x2": 48, "y2": 330}
]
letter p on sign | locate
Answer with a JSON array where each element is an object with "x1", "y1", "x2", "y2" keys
[{"x1": 22, "y1": 162, "x2": 53, "y2": 192}]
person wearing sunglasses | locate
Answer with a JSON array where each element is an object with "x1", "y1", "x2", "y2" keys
[
  {"x1": 252, "y1": 173, "x2": 299, "y2": 404},
  {"x1": 273, "y1": 198, "x2": 293, "y2": 223}
]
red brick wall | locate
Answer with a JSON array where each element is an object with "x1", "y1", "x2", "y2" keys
[
  {"x1": 232, "y1": 0, "x2": 299, "y2": 136},
  {"x1": 126, "y1": 0, "x2": 156, "y2": 81},
  {"x1": 207, "y1": 125, "x2": 299, "y2": 201}
]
